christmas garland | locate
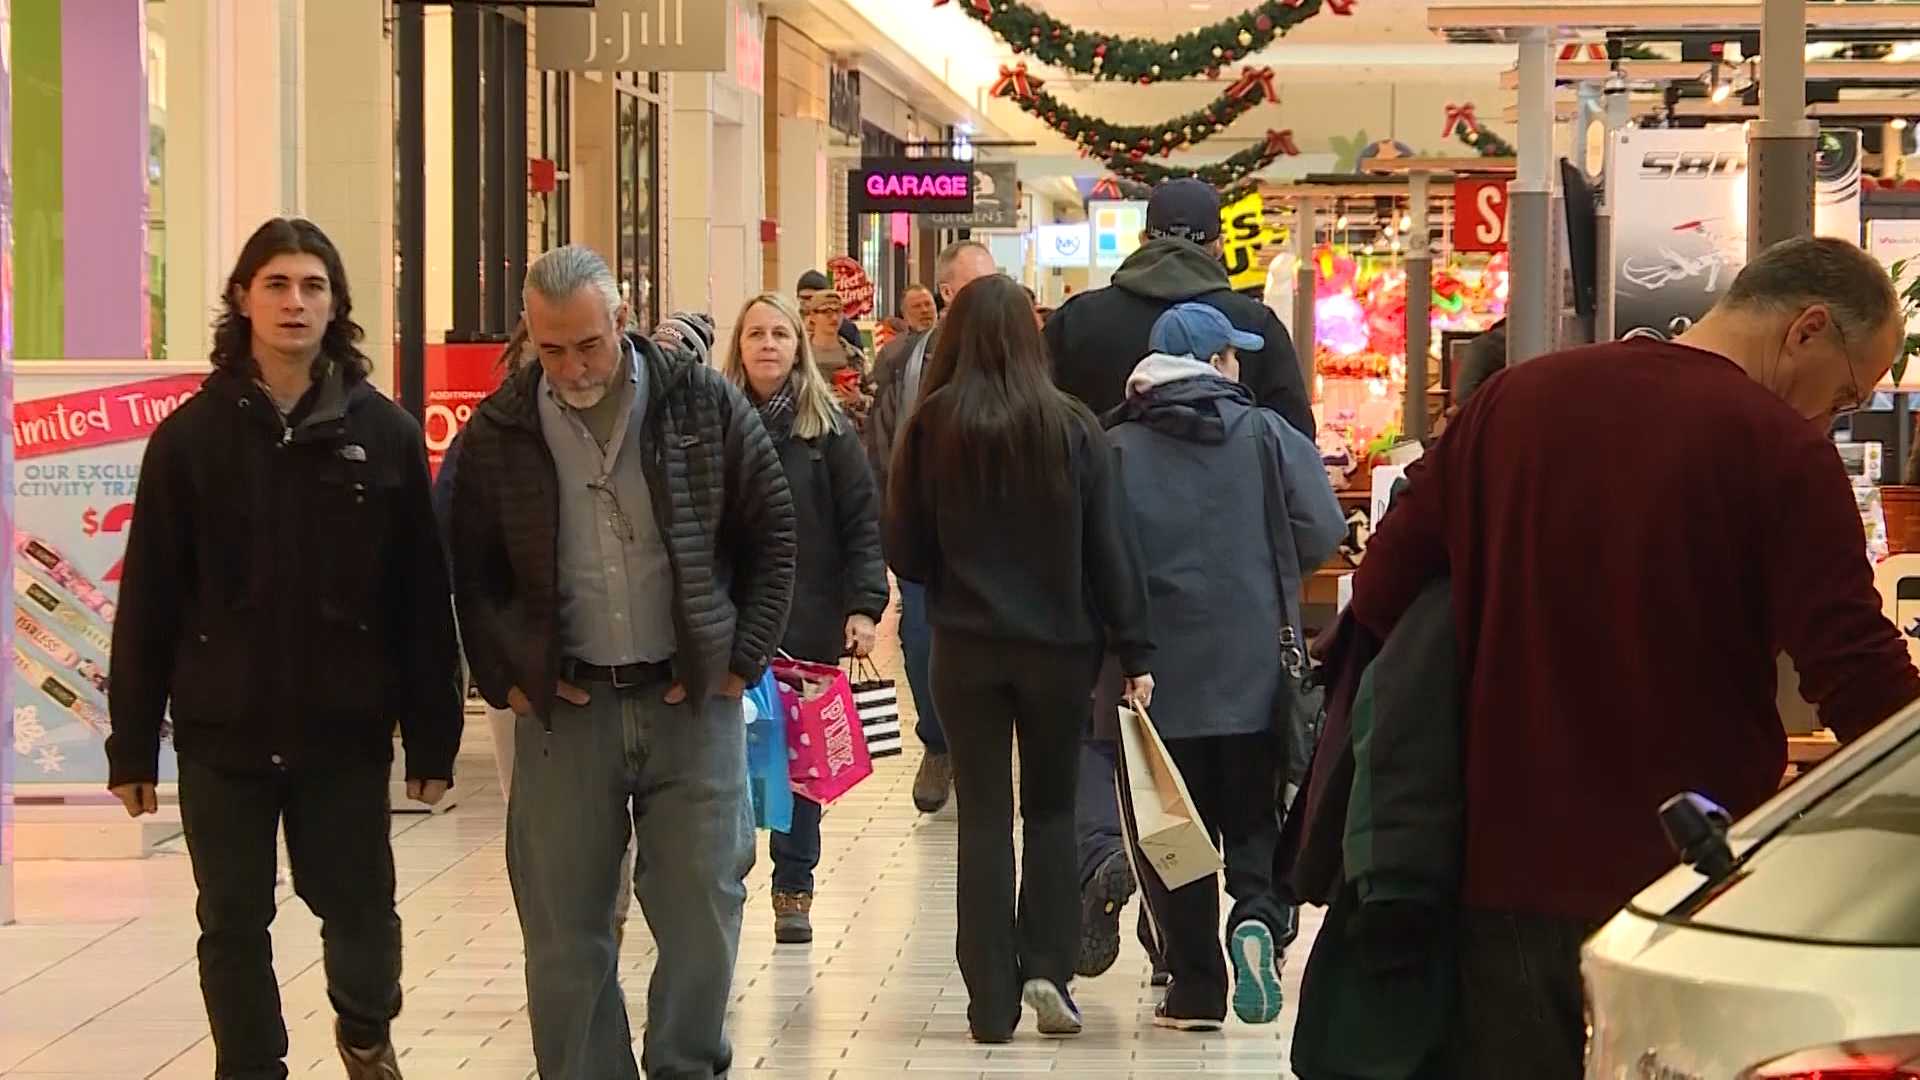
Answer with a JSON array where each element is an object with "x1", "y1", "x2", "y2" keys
[
  {"x1": 1102, "y1": 129, "x2": 1299, "y2": 194},
  {"x1": 934, "y1": 0, "x2": 1351, "y2": 84},
  {"x1": 992, "y1": 64, "x2": 1279, "y2": 158},
  {"x1": 1444, "y1": 103, "x2": 1516, "y2": 157}
]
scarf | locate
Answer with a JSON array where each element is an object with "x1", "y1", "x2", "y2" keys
[{"x1": 757, "y1": 373, "x2": 799, "y2": 446}]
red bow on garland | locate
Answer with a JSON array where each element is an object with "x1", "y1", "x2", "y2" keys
[
  {"x1": 1227, "y1": 67, "x2": 1279, "y2": 104},
  {"x1": 1443, "y1": 103, "x2": 1479, "y2": 137},
  {"x1": 991, "y1": 63, "x2": 1044, "y2": 100},
  {"x1": 931, "y1": 0, "x2": 994, "y2": 13},
  {"x1": 1265, "y1": 129, "x2": 1301, "y2": 156}
]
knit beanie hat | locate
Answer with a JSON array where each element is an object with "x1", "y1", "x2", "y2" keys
[{"x1": 656, "y1": 311, "x2": 718, "y2": 365}]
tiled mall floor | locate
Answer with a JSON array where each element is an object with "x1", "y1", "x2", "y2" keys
[{"x1": 0, "y1": 614, "x2": 1315, "y2": 1079}]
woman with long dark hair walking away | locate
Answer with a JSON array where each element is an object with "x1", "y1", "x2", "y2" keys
[
  {"x1": 719, "y1": 291, "x2": 889, "y2": 944},
  {"x1": 885, "y1": 274, "x2": 1155, "y2": 1043}
]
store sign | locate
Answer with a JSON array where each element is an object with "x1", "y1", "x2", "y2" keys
[
  {"x1": 1452, "y1": 178, "x2": 1509, "y2": 253},
  {"x1": 827, "y1": 256, "x2": 875, "y2": 318},
  {"x1": 1869, "y1": 219, "x2": 1920, "y2": 340},
  {"x1": 1609, "y1": 126, "x2": 1748, "y2": 341},
  {"x1": 423, "y1": 344, "x2": 510, "y2": 478},
  {"x1": 850, "y1": 160, "x2": 974, "y2": 215},
  {"x1": 927, "y1": 164, "x2": 1020, "y2": 230},
  {"x1": 828, "y1": 64, "x2": 862, "y2": 140},
  {"x1": 1091, "y1": 200, "x2": 1147, "y2": 268},
  {"x1": 1037, "y1": 223, "x2": 1091, "y2": 268},
  {"x1": 1220, "y1": 191, "x2": 1276, "y2": 290},
  {"x1": 9, "y1": 364, "x2": 209, "y2": 789},
  {"x1": 535, "y1": 0, "x2": 730, "y2": 72},
  {"x1": 733, "y1": 4, "x2": 764, "y2": 95}
]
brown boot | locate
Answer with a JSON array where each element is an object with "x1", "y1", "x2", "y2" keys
[
  {"x1": 912, "y1": 752, "x2": 952, "y2": 813},
  {"x1": 773, "y1": 889, "x2": 814, "y2": 944},
  {"x1": 336, "y1": 1021, "x2": 403, "y2": 1080}
]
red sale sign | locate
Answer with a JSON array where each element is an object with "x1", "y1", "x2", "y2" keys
[
  {"x1": 423, "y1": 343, "x2": 509, "y2": 477},
  {"x1": 1453, "y1": 178, "x2": 1510, "y2": 253}
]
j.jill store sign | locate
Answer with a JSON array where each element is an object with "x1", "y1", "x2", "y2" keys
[{"x1": 850, "y1": 161, "x2": 976, "y2": 216}]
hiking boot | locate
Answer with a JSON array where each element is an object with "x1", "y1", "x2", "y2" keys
[
  {"x1": 1022, "y1": 978, "x2": 1084, "y2": 1037},
  {"x1": 912, "y1": 752, "x2": 952, "y2": 813},
  {"x1": 1075, "y1": 852, "x2": 1135, "y2": 978},
  {"x1": 1229, "y1": 919, "x2": 1284, "y2": 1024},
  {"x1": 336, "y1": 1022, "x2": 403, "y2": 1080},
  {"x1": 773, "y1": 890, "x2": 814, "y2": 944}
]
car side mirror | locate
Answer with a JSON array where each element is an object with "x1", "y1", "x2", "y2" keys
[{"x1": 1660, "y1": 792, "x2": 1736, "y2": 883}]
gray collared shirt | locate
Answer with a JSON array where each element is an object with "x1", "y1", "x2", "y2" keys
[{"x1": 538, "y1": 342, "x2": 676, "y2": 666}]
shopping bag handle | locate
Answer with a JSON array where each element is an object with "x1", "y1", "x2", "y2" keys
[{"x1": 845, "y1": 655, "x2": 885, "y2": 683}]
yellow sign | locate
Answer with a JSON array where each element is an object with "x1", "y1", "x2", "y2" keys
[{"x1": 1221, "y1": 192, "x2": 1275, "y2": 291}]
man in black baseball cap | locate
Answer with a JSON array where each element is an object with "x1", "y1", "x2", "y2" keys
[{"x1": 1046, "y1": 176, "x2": 1314, "y2": 987}]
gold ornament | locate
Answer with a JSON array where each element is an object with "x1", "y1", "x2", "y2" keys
[
  {"x1": 1151, "y1": 64, "x2": 1162, "y2": 76},
  {"x1": 1213, "y1": 45, "x2": 1225, "y2": 59},
  {"x1": 1238, "y1": 29, "x2": 1254, "y2": 47},
  {"x1": 1170, "y1": 49, "x2": 1181, "y2": 61},
  {"x1": 1065, "y1": 42, "x2": 1076, "y2": 56}
]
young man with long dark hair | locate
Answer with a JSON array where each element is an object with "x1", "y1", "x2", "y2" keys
[
  {"x1": 107, "y1": 217, "x2": 464, "y2": 1080},
  {"x1": 885, "y1": 274, "x2": 1154, "y2": 1043}
]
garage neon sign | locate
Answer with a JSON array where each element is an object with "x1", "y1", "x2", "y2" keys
[{"x1": 851, "y1": 161, "x2": 976, "y2": 215}]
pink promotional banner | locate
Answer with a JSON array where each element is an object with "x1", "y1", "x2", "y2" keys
[{"x1": 11, "y1": 364, "x2": 206, "y2": 791}]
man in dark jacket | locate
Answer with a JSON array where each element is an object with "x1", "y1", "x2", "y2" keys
[
  {"x1": 451, "y1": 246, "x2": 796, "y2": 1080},
  {"x1": 1045, "y1": 177, "x2": 1316, "y2": 432},
  {"x1": 865, "y1": 240, "x2": 998, "y2": 815},
  {"x1": 1059, "y1": 179, "x2": 1319, "y2": 982},
  {"x1": 107, "y1": 217, "x2": 463, "y2": 1080}
]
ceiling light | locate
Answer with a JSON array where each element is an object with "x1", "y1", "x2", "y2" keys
[
  {"x1": 1399, "y1": 213, "x2": 1413, "y2": 232},
  {"x1": 1896, "y1": 118, "x2": 1912, "y2": 131},
  {"x1": 1335, "y1": 214, "x2": 1350, "y2": 230}
]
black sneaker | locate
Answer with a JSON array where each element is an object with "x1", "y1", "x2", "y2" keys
[
  {"x1": 1075, "y1": 852, "x2": 1135, "y2": 978},
  {"x1": 1022, "y1": 978, "x2": 1084, "y2": 1037},
  {"x1": 1153, "y1": 980, "x2": 1226, "y2": 1032}
]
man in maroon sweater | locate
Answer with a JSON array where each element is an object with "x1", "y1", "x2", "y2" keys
[{"x1": 1352, "y1": 237, "x2": 1920, "y2": 1077}]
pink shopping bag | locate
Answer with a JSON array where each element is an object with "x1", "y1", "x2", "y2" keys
[{"x1": 773, "y1": 657, "x2": 874, "y2": 805}]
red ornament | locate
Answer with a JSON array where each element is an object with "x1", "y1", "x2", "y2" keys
[
  {"x1": 1256, "y1": 13, "x2": 1275, "y2": 31},
  {"x1": 1206, "y1": 66, "x2": 1222, "y2": 79},
  {"x1": 1325, "y1": 0, "x2": 1355, "y2": 13},
  {"x1": 1129, "y1": 149, "x2": 1146, "y2": 161},
  {"x1": 1094, "y1": 41, "x2": 1108, "y2": 57},
  {"x1": 1138, "y1": 75, "x2": 1153, "y2": 85}
]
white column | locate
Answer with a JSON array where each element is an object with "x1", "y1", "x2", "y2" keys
[
  {"x1": 298, "y1": 0, "x2": 395, "y2": 390},
  {"x1": 667, "y1": 72, "x2": 717, "y2": 321},
  {"x1": 1508, "y1": 29, "x2": 1555, "y2": 362},
  {"x1": 776, "y1": 115, "x2": 830, "y2": 303}
]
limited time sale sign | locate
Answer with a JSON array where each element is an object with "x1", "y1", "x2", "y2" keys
[{"x1": 8, "y1": 364, "x2": 208, "y2": 788}]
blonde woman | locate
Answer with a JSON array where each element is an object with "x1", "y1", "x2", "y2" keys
[{"x1": 721, "y1": 292, "x2": 889, "y2": 943}]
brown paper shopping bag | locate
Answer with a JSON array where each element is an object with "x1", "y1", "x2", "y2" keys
[{"x1": 1117, "y1": 703, "x2": 1225, "y2": 891}]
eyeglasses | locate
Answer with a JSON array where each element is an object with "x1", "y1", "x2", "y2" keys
[
  {"x1": 1831, "y1": 319, "x2": 1868, "y2": 415},
  {"x1": 585, "y1": 476, "x2": 636, "y2": 543}
]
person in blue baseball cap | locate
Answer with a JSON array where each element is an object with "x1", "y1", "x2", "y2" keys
[{"x1": 1097, "y1": 301, "x2": 1346, "y2": 1033}]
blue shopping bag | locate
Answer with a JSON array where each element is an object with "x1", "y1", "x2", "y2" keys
[{"x1": 744, "y1": 667, "x2": 794, "y2": 833}]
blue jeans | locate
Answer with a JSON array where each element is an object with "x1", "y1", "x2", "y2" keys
[
  {"x1": 897, "y1": 579, "x2": 945, "y2": 754},
  {"x1": 768, "y1": 796, "x2": 822, "y2": 893},
  {"x1": 507, "y1": 689, "x2": 754, "y2": 1080}
]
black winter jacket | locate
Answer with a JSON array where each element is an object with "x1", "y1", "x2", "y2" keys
[
  {"x1": 450, "y1": 336, "x2": 797, "y2": 718},
  {"x1": 774, "y1": 418, "x2": 889, "y2": 664},
  {"x1": 1045, "y1": 238, "x2": 1317, "y2": 438},
  {"x1": 106, "y1": 365, "x2": 464, "y2": 787},
  {"x1": 885, "y1": 391, "x2": 1154, "y2": 675}
]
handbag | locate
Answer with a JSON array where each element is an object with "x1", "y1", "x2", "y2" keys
[
  {"x1": 743, "y1": 667, "x2": 794, "y2": 833},
  {"x1": 1256, "y1": 423, "x2": 1323, "y2": 784},
  {"x1": 1115, "y1": 701, "x2": 1225, "y2": 891},
  {"x1": 847, "y1": 656, "x2": 902, "y2": 759},
  {"x1": 773, "y1": 656, "x2": 875, "y2": 805}
]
